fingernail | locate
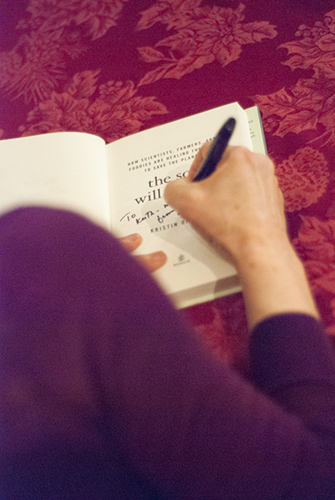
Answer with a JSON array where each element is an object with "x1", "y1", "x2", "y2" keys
[
  {"x1": 151, "y1": 251, "x2": 166, "y2": 262},
  {"x1": 122, "y1": 233, "x2": 140, "y2": 243}
]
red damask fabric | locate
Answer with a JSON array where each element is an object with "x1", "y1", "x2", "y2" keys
[{"x1": 1, "y1": 0, "x2": 335, "y2": 368}]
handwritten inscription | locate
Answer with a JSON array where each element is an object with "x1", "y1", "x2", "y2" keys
[
  {"x1": 157, "y1": 208, "x2": 175, "y2": 224},
  {"x1": 120, "y1": 204, "x2": 175, "y2": 226}
]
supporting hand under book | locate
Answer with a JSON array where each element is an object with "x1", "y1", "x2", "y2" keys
[{"x1": 119, "y1": 233, "x2": 167, "y2": 272}]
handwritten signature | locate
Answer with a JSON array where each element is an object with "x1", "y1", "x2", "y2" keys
[{"x1": 120, "y1": 205, "x2": 175, "y2": 225}]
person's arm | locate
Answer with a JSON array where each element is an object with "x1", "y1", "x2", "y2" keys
[
  {"x1": 1, "y1": 206, "x2": 335, "y2": 500},
  {"x1": 164, "y1": 145, "x2": 319, "y2": 329}
]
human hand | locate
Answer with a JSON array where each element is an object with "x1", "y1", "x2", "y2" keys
[
  {"x1": 165, "y1": 144, "x2": 319, "y2": 328},
  {"x1": 165, "y1": 144, "x2": 287, "y2": 266},
  {"x1": 119, "y1": 233, "x2": 167, "y2": 272}
]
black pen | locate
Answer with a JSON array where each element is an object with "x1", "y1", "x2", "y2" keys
[{"x1": 193, "y1": 117, "x2": 236, "y2": 182}]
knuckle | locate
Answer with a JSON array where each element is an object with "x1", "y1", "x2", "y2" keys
[
  {"x1": 233, "y1": 146, "x2": 252, "y2": 159},
  {"x1": 230, "y1": 146, "x2": 276, "y2": 174},
  {"x1": 227, "y1": 146, "x2": 254, "y2": 166}
]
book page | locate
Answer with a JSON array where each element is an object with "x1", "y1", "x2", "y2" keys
[
  {"x1": 0, "y1": 132, "x2": 110, "y2": 228},
  {"x1": 245, "y1": 106, "x2": 267, "y2": 155},
  {"x1": 106, "y1": 103, "x2": 251, "y2": 302}
]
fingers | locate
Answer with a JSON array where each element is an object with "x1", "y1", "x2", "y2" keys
[
  {"x1": 188, "y1": 140, "x2": 212, "y2": 181},
  {"x1": 118, "y1": 233, "x2": 143, "y2": 252},
  {"x1": 164, "y1": 145, "x2": 286, "y2": 262},
  {"x1": 135, "y1": 251, "x2": 167, "y2": 273},
  {"x1": 118, "y1": 234, "x2": 167, "y2": 272},
  {"x1": 164, "y1": 175, "x2": 202, "y2": 223}
]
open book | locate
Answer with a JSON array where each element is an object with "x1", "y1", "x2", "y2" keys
[{"x1": 0, "y1": 102, "x2": 266, "y2": 308}]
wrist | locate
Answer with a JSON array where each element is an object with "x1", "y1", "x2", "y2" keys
[
  {"x1": 233, "y1": 236, "x2": 319, "y2": 330},
  {"x1": 234, "y1": 232, "x2": 294, "y2": 273}
]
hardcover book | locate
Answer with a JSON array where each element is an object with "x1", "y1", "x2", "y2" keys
[{"x1": 0, "y1": 102, "x2": 266, "y2": 308}]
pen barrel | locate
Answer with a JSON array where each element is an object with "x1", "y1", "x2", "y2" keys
[{"x1": 193, "y1": 117, "x2": 236, "y2": 182}]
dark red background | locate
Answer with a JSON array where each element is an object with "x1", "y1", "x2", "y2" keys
[{"x1": 1, "y1": 0, "x2": 335, "y2": 369}]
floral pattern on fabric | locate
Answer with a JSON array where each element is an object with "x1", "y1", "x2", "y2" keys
[
  {"x1": 137, "y1": 2, "x2": 277, "y2": 85},
  {"x1": 276, "y1": 147, "x2": 329, "y2": 212},
  {"x1": 255, "y1": 9, "x2": 335, "y2": 143},
  {"x1": 0, "y1": 0, "x2": 130, "y2": 103},
  {"x1": 22, "y1": 0, "x2": 129, "y2": 40},
  {"x1": 1, "y1": 0, "x2": 335, "y2": 360},
  {"x1": 293, "y1": 216, "x2": 335, "y2": 334},
  {"x1": 18, "y1": 71, "x2": 168, "y2": 142},
  {"x1": 183, "y1": 294, "x2": 249, "y2": 371},
  {"x1": 251, "y1": 8, "x2": 335, "y2": 337},
  {"x1": 293, "y1": 216, "x2": 335, "y2": 294}
]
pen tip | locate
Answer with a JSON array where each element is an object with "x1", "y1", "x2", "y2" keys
[{"x1": 226, "y1": 117, "x2": 236, "y2": 131}]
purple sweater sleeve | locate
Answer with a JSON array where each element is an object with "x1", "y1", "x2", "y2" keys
[{"x1": 1, "y1": 207, "x2": 335, "y2": 500}]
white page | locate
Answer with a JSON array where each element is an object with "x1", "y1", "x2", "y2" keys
[
  {"x1": 246, "y1": 106, "x2": 267, "y2": 155},
  {"x1": 0, "y1": 132, "x2": 110, "y2": 228},
  {"x1": 106, "y1": 103, "x2": 251, "y2": 299}
]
